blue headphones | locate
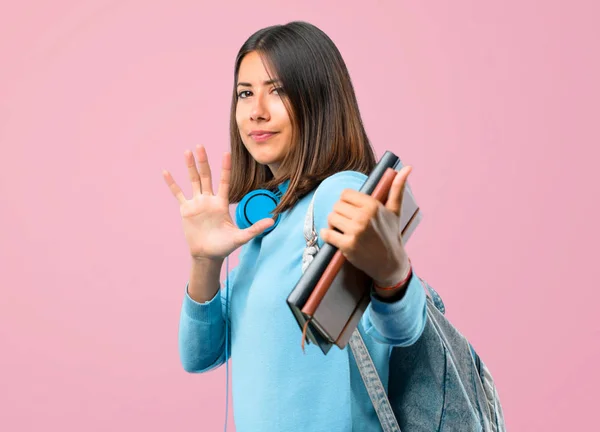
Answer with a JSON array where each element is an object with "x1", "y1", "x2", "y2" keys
[{"x1": 235, "y1": 180, "x2": 290, "y2": 238}]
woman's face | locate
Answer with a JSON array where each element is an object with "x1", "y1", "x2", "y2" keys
[{"x1": 235, "y1": 51, "x2": 293, "y2": 176}]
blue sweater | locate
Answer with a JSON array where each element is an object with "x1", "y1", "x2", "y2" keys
[{"x1": 179, "y1": 171, "x2": 427, "y2": 432}]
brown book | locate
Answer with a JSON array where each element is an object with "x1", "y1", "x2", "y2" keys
[{"x1": 286, "y1": 151, "x2": 422, "y2": 354}]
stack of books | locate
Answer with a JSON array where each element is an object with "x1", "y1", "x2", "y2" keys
[{"x1": 286, "y1": 151, "x2": 422, "y2": 355}]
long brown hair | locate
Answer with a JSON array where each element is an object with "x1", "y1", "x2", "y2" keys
[{"x1": 229, "y1": 21, "x2": 377, "y2": 217}]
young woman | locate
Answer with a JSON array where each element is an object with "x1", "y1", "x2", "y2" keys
[{"x1": 163, "y1": 21, "x2": 427, "y2": 432}]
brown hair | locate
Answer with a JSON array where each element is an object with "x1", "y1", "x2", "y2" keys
[{"x1": 229, "y1": 21, "x2": 377, "y2": 217}]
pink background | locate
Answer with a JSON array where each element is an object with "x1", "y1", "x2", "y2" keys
[{"x1": 1, "y1": 1, "x2": 598, "y2": 431}]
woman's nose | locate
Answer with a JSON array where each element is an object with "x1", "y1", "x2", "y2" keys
[{"x1": 250, "y1": 94, "x2": 269, "y2": 121}]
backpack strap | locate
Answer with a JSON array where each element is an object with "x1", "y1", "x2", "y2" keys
[
  {"x1": 419, "y1": 277, "x2": 446, "y2": 314},
  {"x1": 349, "y1": 329, "x2": 402, "y2": 432},
  {"x1": 302, "y1": 191, "x2": 319, "y2": 273}
]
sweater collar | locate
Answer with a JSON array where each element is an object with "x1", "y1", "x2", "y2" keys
[{"x1": 276, "y1": 179, "x2": 290, "y2": 196}]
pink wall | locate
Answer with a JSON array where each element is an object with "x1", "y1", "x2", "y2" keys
[{"x1": 1, "y1": 1, "x2": 598, "y2": 430}]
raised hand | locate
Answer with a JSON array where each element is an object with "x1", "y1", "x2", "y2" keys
[{"x1": 162, "y1": 145, "x2": 274, "y2": 262}]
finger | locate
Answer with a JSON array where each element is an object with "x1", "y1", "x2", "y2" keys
[
  {"x1": 328, "y1": 211, "x2": 358, "y2": 234},
  {"x1": 185, "y1": 150, "x2": 202, "y2": 196},
  {"x1": 386, "y1": 166, "x2": 412, "y2": 216},
  {"x1": 319, "y1": 227, "x2": 351, "y2": 250},
  {"x1": 196, "y1": 145, "x2": 214, "y2": 195},
  {"x1": 233, "y1": 217, "x2": 275, "y2": 244},
  {"x1": 332, "y1": 200, "x2": 358, "y2": 220},
  {"x1": 216, "y1": 152, "x2": 232, "y2": 200},
  {"x1": 162, "y1": 169, "x2": 187, "y2": 204},
  {"x1": 339, "y1": 188, "x2": 372, "y2": 208}
]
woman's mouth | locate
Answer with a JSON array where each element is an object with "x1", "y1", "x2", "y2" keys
[{"x1": 250, "y1": 132, "x2": 278, "y2": 142}]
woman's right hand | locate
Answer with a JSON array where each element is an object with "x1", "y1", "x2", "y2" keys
[{"x1": 162, "y1": 145, "x2": 274, "y2": 262}]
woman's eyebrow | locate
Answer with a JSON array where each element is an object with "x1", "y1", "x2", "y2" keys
[{"x1": 237, "y1": 79, "x2": 281, "y2": 87}]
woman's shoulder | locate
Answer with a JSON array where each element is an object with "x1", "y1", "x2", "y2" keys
[
  {"x1": 321, "y1": 169, "x2": 367, "y2": 185},
  {"x1": 314, "y1": 170, "x2": 367, "y2": 199}
]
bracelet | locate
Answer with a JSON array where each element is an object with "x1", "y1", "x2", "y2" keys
[{"x1": 373, "y1": 258, "x2": 412, "y2": 291}]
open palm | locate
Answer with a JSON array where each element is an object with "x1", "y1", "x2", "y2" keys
[{"x1": 162, "y1": 145, "x2": 274, "y2": 261}]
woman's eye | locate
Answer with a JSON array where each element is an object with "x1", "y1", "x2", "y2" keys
[{"x1": 237, "y1": 88, "x2": 284, "y2": 99}]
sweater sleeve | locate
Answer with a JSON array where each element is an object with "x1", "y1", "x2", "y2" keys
[
  {"x1": 177, "y1": 263, "x2": 239, "y2": 373},
  {"x1": 361, "y1": 271, "x2": 427, "y2": 346},
  {"x1": 313, "y1": 170, "x2": 427, "y2": 347}
]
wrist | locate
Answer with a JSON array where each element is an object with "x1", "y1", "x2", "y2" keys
[
  {"x1": 191, "y1": 255, "x2": 224, "y2": 266},
  {"x1": 374, "y1": 257, "x2": 412, "y2": 289},
  {"x1": 373, "y1": 258, "x2": 412, "y2": 299}
]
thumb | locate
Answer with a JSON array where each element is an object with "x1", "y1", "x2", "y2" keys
[
  {"x1": 385, "y1": 166, "x2": 412, "y2": 216},
  {"x1": 235, "y1": 217, "x2": 275, "y2": 244}
]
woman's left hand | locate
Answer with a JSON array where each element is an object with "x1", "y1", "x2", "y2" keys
[{"x1": 320, "y1": 166, "x2": 413, "y2": 294}]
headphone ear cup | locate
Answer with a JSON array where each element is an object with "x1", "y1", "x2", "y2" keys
[{"x1": 236, "y1": 189, "x2": 281, "y2": 238}]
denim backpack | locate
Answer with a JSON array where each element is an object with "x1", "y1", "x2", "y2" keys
[{"x1": 302, "y1": 190, "x2": 506, "y2": 432}]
